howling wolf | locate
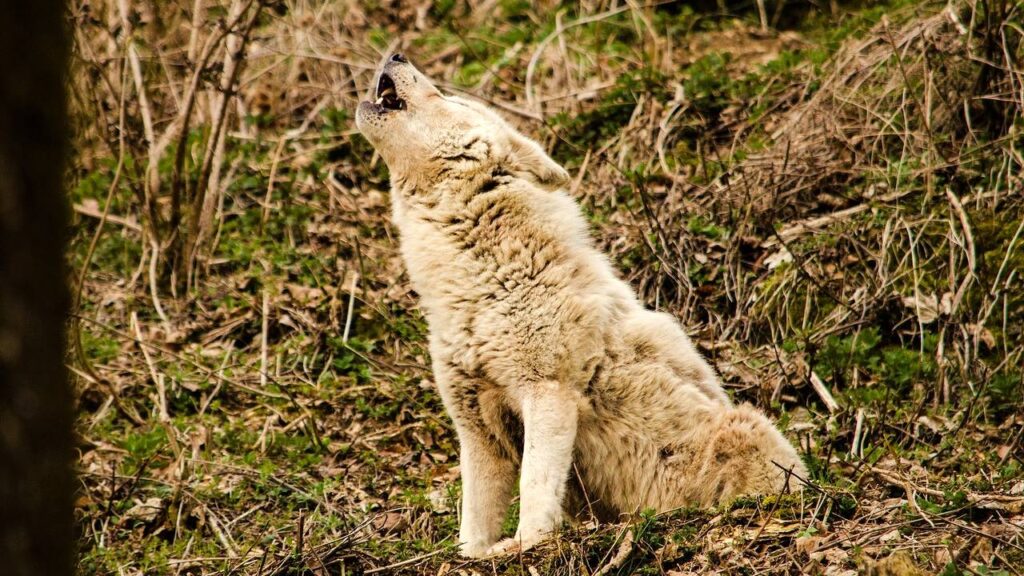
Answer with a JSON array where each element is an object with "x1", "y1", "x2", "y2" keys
[{"x1": 355, "y1": 53, "x2": 806, "y2": 558}]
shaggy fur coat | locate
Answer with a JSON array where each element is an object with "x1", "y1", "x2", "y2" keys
[{"x1": 356, "y1": 54, "x2": 807, "y2": 558}]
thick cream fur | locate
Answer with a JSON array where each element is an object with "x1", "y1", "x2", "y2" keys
[{"x1": 356, "y1": 58, "x2": 807, "y2": 558}]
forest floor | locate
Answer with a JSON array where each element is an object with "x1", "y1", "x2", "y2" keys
[{"x1": 69, "y1": 1, "x2": 1024, "y2": 574}]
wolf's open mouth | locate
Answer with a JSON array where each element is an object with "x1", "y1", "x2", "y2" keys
[{"x1": 375, "y1": 73, "x2": 405, "y2": 111}]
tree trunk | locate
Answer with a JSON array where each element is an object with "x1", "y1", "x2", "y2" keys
[{"x1": 0, "y1": 3, "x2": 74, "y2": 576}]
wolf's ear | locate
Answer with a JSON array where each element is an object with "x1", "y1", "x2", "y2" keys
[{"x1": 505, "y1": 131, "x2": 570, "y2": 190}]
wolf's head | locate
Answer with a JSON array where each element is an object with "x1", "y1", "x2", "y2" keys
[{"x1": 356, "y1": 54, "x2": 569, "y2": 192}]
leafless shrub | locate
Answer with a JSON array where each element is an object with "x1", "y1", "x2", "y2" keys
[{"x1": 71, "y1": 0, "x2": 268, "y2": 301}]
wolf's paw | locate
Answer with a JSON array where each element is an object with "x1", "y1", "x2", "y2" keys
[
  {"x1": 484, "y1": 537, "x2": 524, "y2": 557},
  {"x1": 458, "y1": 540, "x2": 494, "y2": 559},
  {"x1": 483, "y1": 530, "x2": 547, "y2": 557}
]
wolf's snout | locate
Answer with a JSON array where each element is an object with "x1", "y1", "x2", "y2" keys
[{"x1": 390, "y1": 53, "x2": 408, "y2": 63}]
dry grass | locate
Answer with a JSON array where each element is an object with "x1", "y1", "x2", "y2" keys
[{"x1": 68, "y1": 1, "x2": 1023, "y2": 574}]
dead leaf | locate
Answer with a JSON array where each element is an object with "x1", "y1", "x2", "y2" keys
[
  {"x1": 877, "y1": 528, "x2": 901, "y2": 543},
  {"x1": 427, "y1": 487, "x2": 452, "y2": 513},
  {"x1": 814, "y1": 547, "x2": 848, "y2": 565},
  {"x1": 760, "y1": 521, "x2": 802, "y2": 536},
  {"x1": 940, "y1": 291, "x2": 954, "y2": 316},
  {"x1": 861, "y1": 551, "x2": 927, "y2": 576},
  {"x1": 124, "y1": 497, "x2": 164, "y2": 523},
  {"x1": 372, "y1": 511, "x2": 409, "y2": 534},
  {"x1": 765, "y1": 246, "x2": 793, "y2": 269},
  {"x1": 795, "y1": 534, "x2": 826, "y2": 556},
  {"x1": 285, "y1": 283, "x2": 324, "y2": 304},
  {"x1": 965, "y1": 323, "x2": 996, "y2": 349},
  {"x1": 901, "y1": 293, "x2": 939, "y2": 324},
  {"x1": 969, "y1": 537, "x2": 994, "y2": 565}
]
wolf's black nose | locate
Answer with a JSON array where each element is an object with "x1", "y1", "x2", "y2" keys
[{"x1": 390, "y1": 53, "x2": 407, "y2": 63}]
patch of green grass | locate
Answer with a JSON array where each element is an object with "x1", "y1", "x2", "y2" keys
[
  {"x1": 500, "y1": 497, "x2": 520, "y2": 537},
  {"x1": 80, "y1": 329, "x2": 121, "y2": 365},
  {"x1": 813, "y1": 326, "x2": 939, "y2": 401},
  {"x1": 988, "y1": 370, "x2": 1024, "y2": 417},
  {"x1": 687, "y1": 214, "x2": 729, "y2": 240},
  {"x1": 119, "y1": 425, "x2": 169, "y2": 470},
  {"x1": 79, "y1": 532, "x2": 219, "y2": 576},
  {"x1": 327, "y1": 335, "x2": 374, "y2": 384},
  {"x1": 799, "y1": 0, "x2": 931, "y2": 52},
  {"x1": 683, "y1": 53, "x2": 737, "y2": 117}
]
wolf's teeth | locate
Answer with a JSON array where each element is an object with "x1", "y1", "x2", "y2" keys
[{"x1": 376, "y1": 96, "x2": 384, "y2": 105}]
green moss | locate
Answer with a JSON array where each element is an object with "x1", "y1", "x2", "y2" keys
[
  {"x1": 119, "y1": 425, "x2": 169, "y2": 469},
  {"x1": 80, "y1": 329, "x2": 121, "y2": 364}
]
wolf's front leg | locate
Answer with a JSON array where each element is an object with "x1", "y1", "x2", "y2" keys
[
  {"x1": 457, "y1": 425, "x2": 516, "y2": 558},
  {"x1": 486, "y1": 382, "x2": 579, "y2": 556}
]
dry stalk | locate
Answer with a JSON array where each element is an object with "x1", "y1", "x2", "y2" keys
[
  {"x1": 131, "y1": 312, "x2": 169, "y2": 422},
  {"x1": 117, "y1": 0, "x2": 154, "y2": 147},
  {"x1": 72, "y1": 203, "x2": 140, "y2": 232},
  {"x1": 593, "y1": 527, "x2": 635, "y2": 576},
  {"x1": 260, "y1": 137, "x2": 289, "y2": 231},
  {"x1": 260, "y1": 281, "x2": 270, "y2": 389},
  {"x1": 69, "y1": 45, "x2": 130, "y2": 410}
]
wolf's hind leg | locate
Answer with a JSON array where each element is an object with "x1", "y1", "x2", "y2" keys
[{"x1": 698, "y1": 405, "x2": 807, "y2": 505}]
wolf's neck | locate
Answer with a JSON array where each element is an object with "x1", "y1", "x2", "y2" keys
[
  {"x1": 391, "y1": 167, "x2": 515, "y2": 215},
  {"x1": 387, "y1": 177, "x2": 517, "y2": 318}
]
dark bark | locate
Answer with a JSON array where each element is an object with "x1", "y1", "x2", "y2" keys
[{"x1": 0, "y1": 2, "x2": 73, "y2": 576}]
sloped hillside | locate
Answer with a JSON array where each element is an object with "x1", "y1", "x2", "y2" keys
[{"x1": 69, "y1": 1, "x2": 1023, "y2": 574}]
